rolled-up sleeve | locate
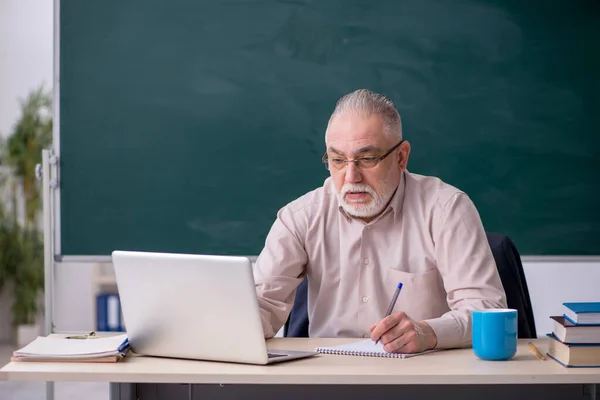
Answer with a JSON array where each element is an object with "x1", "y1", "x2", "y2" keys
[
  {"x1": 253, "y1": 206, "x2": 308, "y2": 338},
  {"x1": 424, "y1": 193, "x2": 508, "y2": 349}
]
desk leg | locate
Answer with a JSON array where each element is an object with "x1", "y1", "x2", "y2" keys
[
  {"x1": 591, "y1": 383, "x2": 596, "y2": 400},
  {"x1": 110, "y1": 383, "x2": 136, "y2": 400},
  {"x1": 46, "y1": 381, "x2": 53, "y2": 400}
]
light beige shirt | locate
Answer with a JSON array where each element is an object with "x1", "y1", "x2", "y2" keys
[{"x1": 253, "y1": 170, "x2": 507, "y2": 349}]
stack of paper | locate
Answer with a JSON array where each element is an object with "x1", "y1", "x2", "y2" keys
[{"x1": 12, "y1": 334, "x2": 129, "y2": 363}]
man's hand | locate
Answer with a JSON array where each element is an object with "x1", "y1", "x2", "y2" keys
[{"x1": 370, "y1": 312, "x2": 438, "y2": 354}]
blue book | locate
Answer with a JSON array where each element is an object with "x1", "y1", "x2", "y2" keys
[
  {"x1": 563, "y1": 302, "x2": 600, "y2": 325},
  {"x1": 546, "y1": 333, "x2": 600, "y2": 368},
  {"x1": 96, "y1": 294, "x2": 108, "y2": 332},
  {"x1": 550, "y1": 316, "x2": 600, "y2": 344},
  {"x1": 97, "y1": 293, "x2": 126, "y2": 332},
  {"x1": 106, "y1": 294, "x2": 121, "y2": 332}
]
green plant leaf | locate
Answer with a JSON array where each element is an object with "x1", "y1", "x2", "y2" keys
[{"x1": 0, "y1": 84, "x2": 51, "y2": 326}]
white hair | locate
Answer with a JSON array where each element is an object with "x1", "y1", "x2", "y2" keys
[{"x1": 326, "y1": 89, "x2": 402, "y2": 140}]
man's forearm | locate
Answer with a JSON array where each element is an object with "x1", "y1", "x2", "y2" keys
[
  {"x1": 423, "y1": 312, "x2": 471, "y2": 349},
  {"x1": 255, "y1": 285, "x2": 294, "y2": 338},
  {"x1": 258, "y1": 301, "x2": 277, "y2": 338}
]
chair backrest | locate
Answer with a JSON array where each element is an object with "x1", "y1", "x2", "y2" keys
[
  {"x1": 283, "y1": 232, "x2": 537, "y2": 339},
  {"x1": 485, "y1": 232, "x2": 537, "y2": 339}
]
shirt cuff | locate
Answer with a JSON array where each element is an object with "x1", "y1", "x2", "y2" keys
[
  {"x1": 259, "y1": 307, "x2": 276, "y2": 338},
  {"x1": 423, "y1": 316, "x2": 464, "y2": 350}
]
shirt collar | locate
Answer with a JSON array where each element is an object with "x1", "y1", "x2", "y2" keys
[{"x1": 390, "y1": 170, "x2": 406, "y2": 224}]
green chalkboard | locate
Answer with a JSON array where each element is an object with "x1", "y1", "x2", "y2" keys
[{"x1": 59, "y1": 0, "x2": 600, "y2": 256}]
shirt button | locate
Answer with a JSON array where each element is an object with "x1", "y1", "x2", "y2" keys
[
  {"x1": 363, "y1": 258, "x2": 370, "y2": 265},
  {"x1": 362, "y1": 296, "x2": 369, "y2": 303}
]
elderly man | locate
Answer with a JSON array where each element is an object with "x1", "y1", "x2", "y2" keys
[{"x1": 253, "y1": 89, "x2": 507, "y2": 354}]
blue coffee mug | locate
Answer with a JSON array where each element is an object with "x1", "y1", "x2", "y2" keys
[{"x1": 472, "y1": 309, "x2": 518, "y2": 361}]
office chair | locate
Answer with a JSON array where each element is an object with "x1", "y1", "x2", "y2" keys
[{"x1": 283, "y1": 232, "x2": 537, "y2": 339}]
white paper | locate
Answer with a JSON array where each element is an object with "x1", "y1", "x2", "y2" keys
[{"x1": 14, "y1": 334, "x2": 128, "y2": 359}]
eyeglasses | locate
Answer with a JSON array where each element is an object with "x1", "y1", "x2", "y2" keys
[{"x1": 322, "y1": 140, "x2": 404, "y2": 171}]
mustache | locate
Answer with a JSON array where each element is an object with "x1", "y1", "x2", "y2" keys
[{"x1": 341, "y1": 184, "x2": 375, "y2": 196}]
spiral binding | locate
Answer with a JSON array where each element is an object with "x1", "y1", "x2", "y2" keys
[{"x1": 316, "y1": 347, "x2": 405, "y2": 358}]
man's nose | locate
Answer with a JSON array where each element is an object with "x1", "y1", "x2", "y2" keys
[{"x1": 344, "y1": 161, "x2": 362, "y2": 183}]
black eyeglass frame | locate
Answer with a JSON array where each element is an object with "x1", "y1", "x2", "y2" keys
[{"x1": 321, "y1": 140, "x2": 405, "y2": 171}]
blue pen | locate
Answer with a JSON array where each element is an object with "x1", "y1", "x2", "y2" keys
[{"x1": 375, "y1": 282, "x2": 403, "y2": 344}]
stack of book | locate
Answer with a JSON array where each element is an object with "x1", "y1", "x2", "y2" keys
[
  {"x1": 12, "y1": 333, "x2": 129, "y2": 363},
  {"x1": 547, "y1": 302, "x2": 600, "y2": 368}
]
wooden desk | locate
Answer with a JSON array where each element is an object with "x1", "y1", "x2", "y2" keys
[{"x1": 1, "y1": 337, "x2": 598, "y2": 400}]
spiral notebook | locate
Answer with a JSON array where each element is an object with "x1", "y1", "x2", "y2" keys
[{"x1": 316, "y1": 339, "x2": 425, "y2": 359}]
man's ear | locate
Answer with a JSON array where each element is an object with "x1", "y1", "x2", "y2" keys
[{"x1": 398, "y1": 141, "x2": 411, "y2": 171}]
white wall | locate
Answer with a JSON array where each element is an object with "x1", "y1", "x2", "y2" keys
[
  {"x1": 524, "y1": 260, "x2": 600, "y2": 336},
  {"x1": 53, "y1": 263, "x2": 97, "y2": 332},
  {"x1": 0, "y1": 0, "x2": 53, "y2": 138}
]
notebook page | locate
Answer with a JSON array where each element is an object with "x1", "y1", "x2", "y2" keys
[
  {"x1": 14, "y1": 334, "x2": 128, "y2": 358},
  {"x1": 316, "y1": 339, "x2": 425, "y2": 358}
]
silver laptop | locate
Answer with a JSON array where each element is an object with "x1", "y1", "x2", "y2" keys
[{"x1": 111, "y1": 250, "x2": 317, "y2": 365}]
